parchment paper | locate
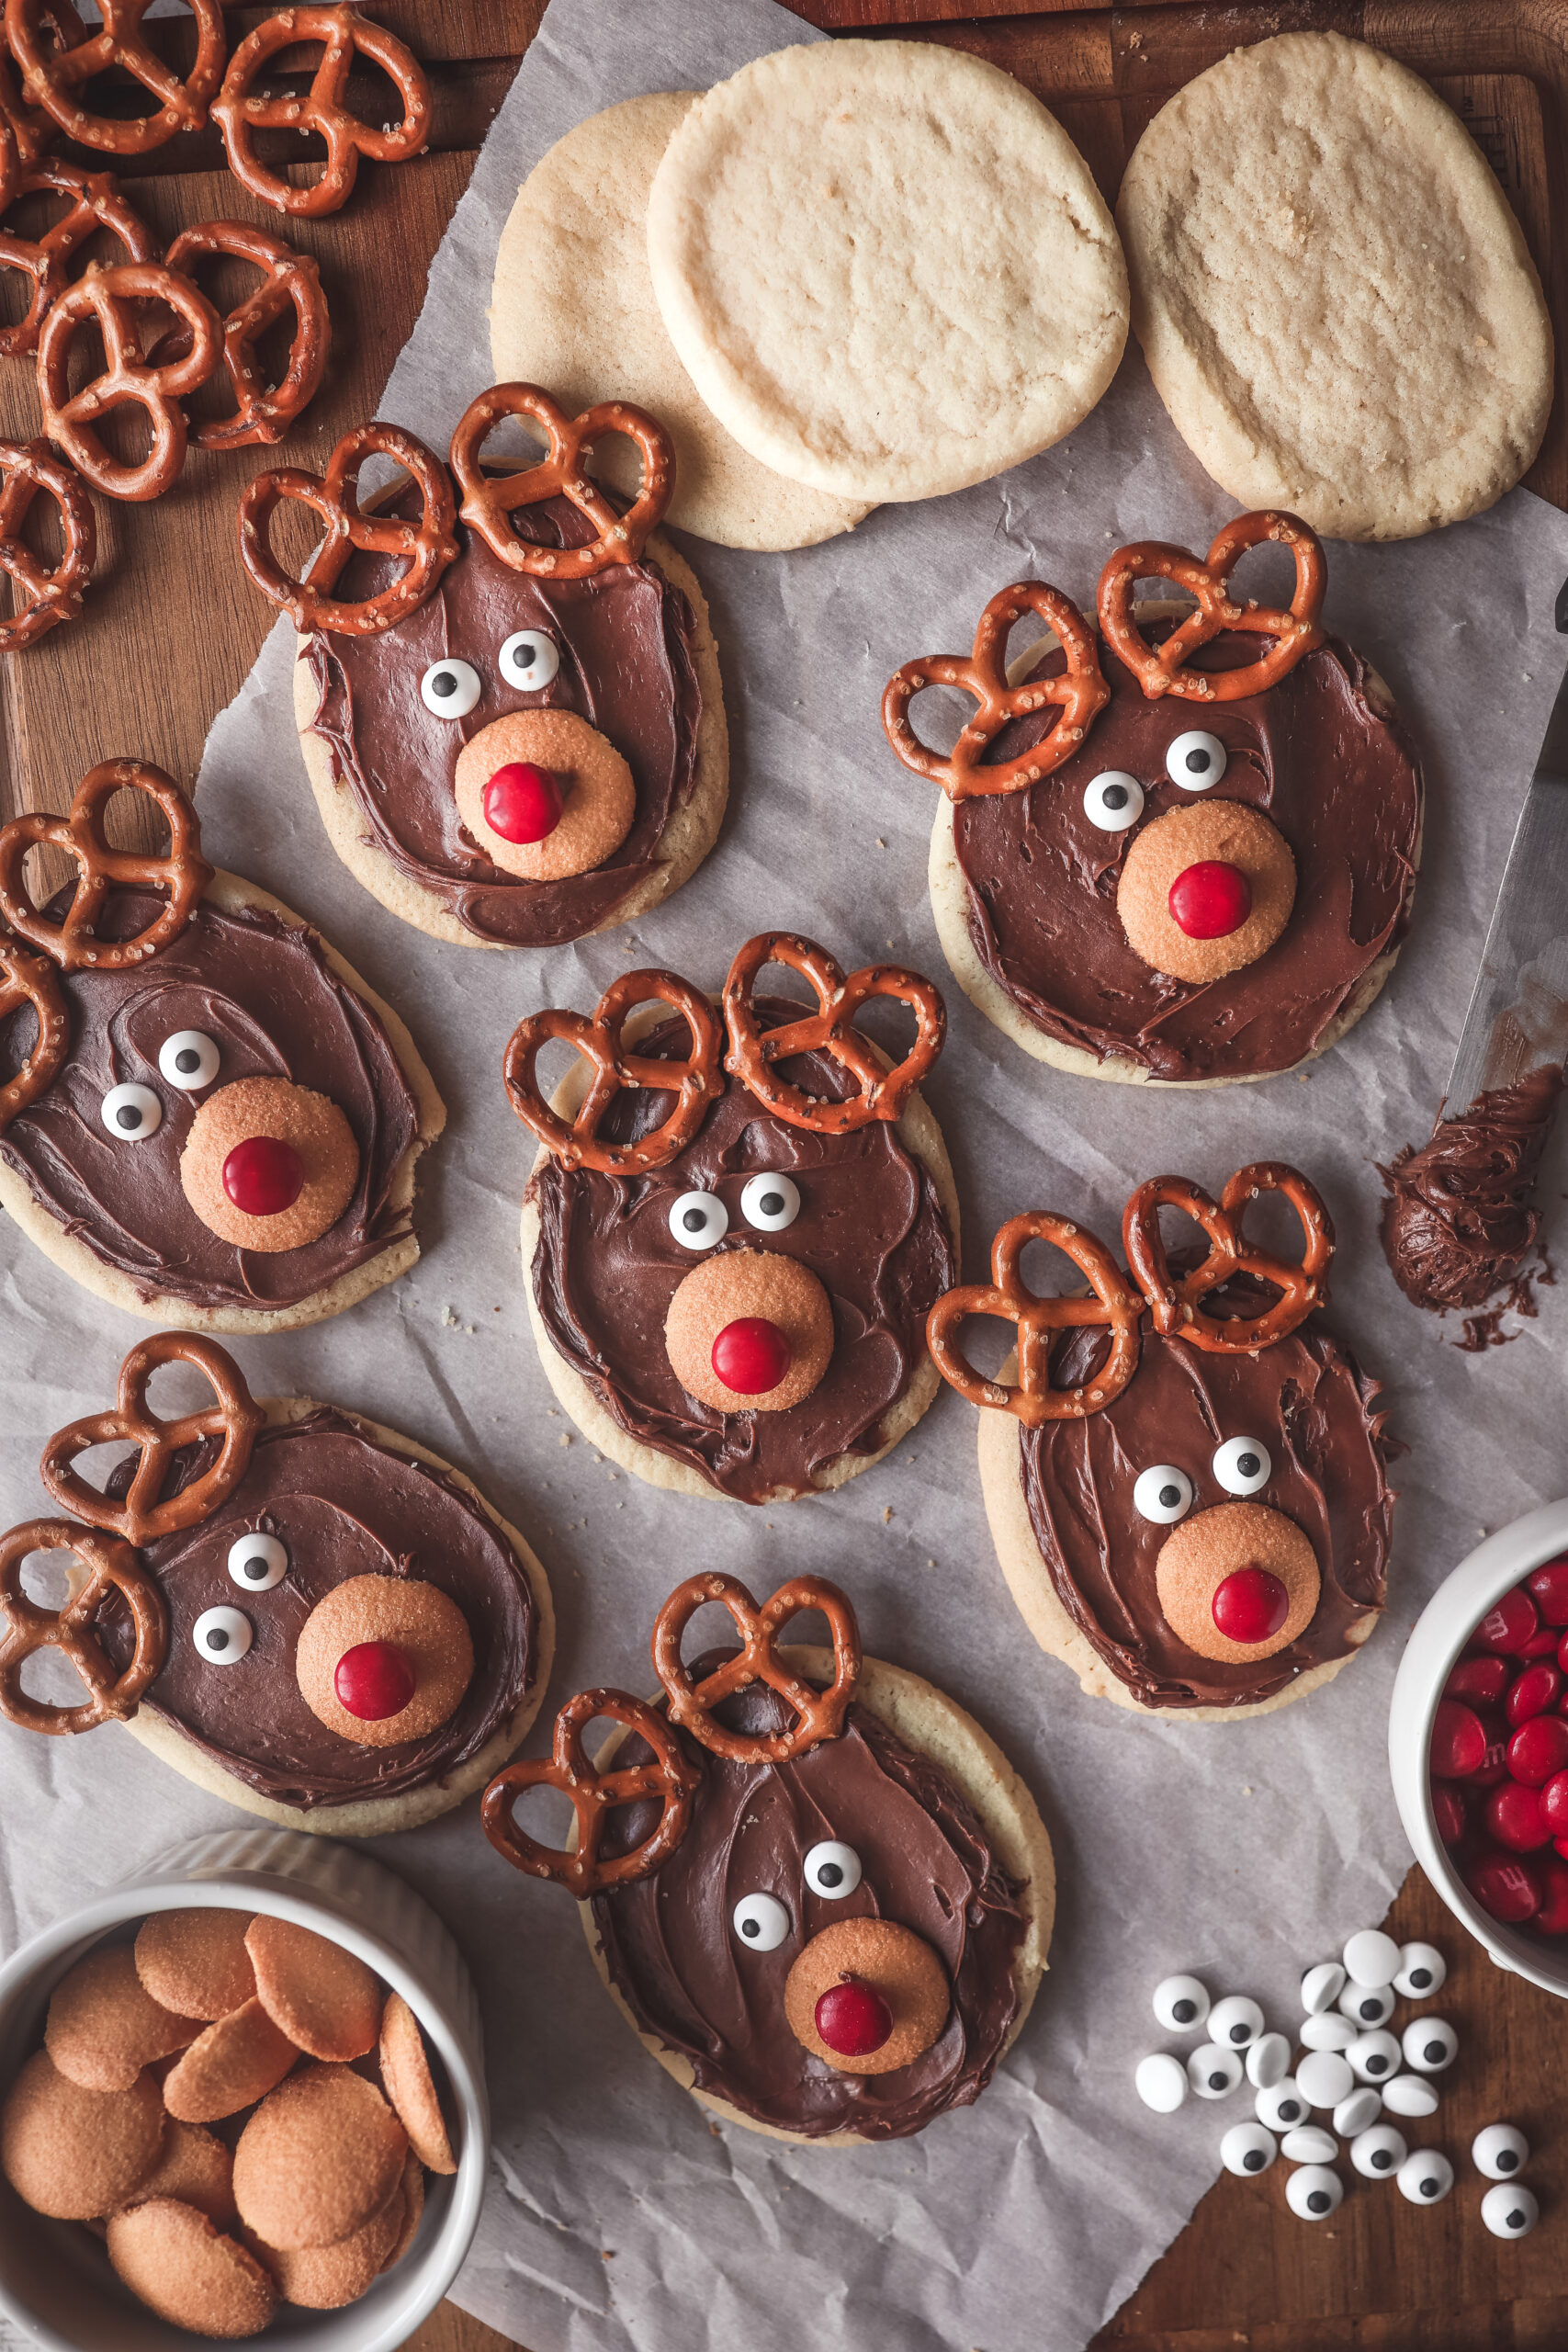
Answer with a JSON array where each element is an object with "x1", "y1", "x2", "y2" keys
[{"x1": 4, "y1": 4, "x2": 1568, "y2": 2346}]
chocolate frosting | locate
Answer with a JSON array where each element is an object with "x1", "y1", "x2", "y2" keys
[
  {"x1": 96, "y1": 1410, "x2": 539, "y2": 1810},
  {"x1": 1380, "y1": 1065, "x2": 1564, "y2": 1312},
  {"x1": 528, "y1": 1008, "x2": 956, "y2": 1503},
  {"x1": 1022, "y1": 1283, "x2": 1394, "y2": 1708},
  {"x1": 592, "y1": 1668, "x2": 1026, "y2": 2140},
  {"x1": 0, "y1": 889, "x2": 418, "y2": 1313},
  {"x1": 302, "y1": 488, "x2": 703, "y2": 946},
  {"x1": 953, "y1": 632, "x2": 1422, "y2": 1080}
]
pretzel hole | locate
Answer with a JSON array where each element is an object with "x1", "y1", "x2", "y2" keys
[
  {"x1": 9, "y1": 1544, "x2": 94, "y2": 1709},
  {"x1": 939, "y1": 1303, "x2": 1016, "y2": 1382},
  {"x1": 496, "y1": 1776, "x2": 578, "y2": 1854},
  {"x1": 897, "y1": 675, "x2": 976, "y2": 758},
  {"x1": 747, "y1": 961, "x2": 919, "y2": 1078},
  {"x1": 0, "y1": 196, "x2": 134, "y2": 333},
  {"x1": 544, "y1": 1002, "x2": 698, "y2": 1149}
]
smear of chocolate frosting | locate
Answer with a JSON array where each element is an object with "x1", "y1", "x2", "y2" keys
[
  {"x1": 302, "y1": 487, "x2": 703, "y2": 946},
  {"x1": 953, "y1": 631, "x2": 1423, "y2": 1081},
  {"x1": 1380, "y1": 1065, "x2": 1564, "y2": 1314},
  {"x1": 0, "y1": 889, "x2": 419, "y2": 1313},
  {"x1": 592, "y1": 1667, "x2": 1026, "y2": 2140},
  {"x1": 527, "y1": 1007, "x2": 956, "y2": 1503}
]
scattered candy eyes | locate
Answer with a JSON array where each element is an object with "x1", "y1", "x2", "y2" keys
[
  {"x1": 100, "y1": 1082, "x2": 162, "y2": 1141},
  {"x1": 1393, "y1": 1940, "x2": 1447, "y2": 2000},
  {"x1": 1337, "y1": 1980, "x2": 1395, "y2": 2030},
  {"x1": 1134, "y1": 2053, "x2": 1187, "y2": 2114},
  {"x1": 1342, "y1": 1928, "x2": 1402, "y2": 1989},
  {"x1": 1396, "y1": 2148, "x2": 1453, "y2": 2204},
  {"x1": 1350, "y1": 2122, "x2": 1407, "y2": 2179},
  {"x1": 192, "y1": 1606, "x2": 252, "y2": 1665},
  {"x1": 1255, "y1": 2078, "x2": 1305, "y2": 2132},
  {"x1": 1212, "y1": 1436, "x2": 1271, "y2": 1497},
  {"x1": 803, "y1": 1841, "x2": 862, "y2": 1900},
  {"x1": 1208, "y1": 1994, "x2": 1263, "y2": 2050},
  {"x1": 227, "y1": 1532, "x2": 288, "y2": 1592},
  {"x1": 1082, "y1": 770, "x2": 1145, "y2": 831},
  {"x1": 1133, "y1": 1465, "x2": 1193, "y2": 1525},
  {"x1": 1348, "y1": 2029, "x2": 1401, "y2": 2084},
  {"x1": 158, "y1": 1030, "x2": 220, "y2": 1091},
  {"x1": 668, "y1": 1190, "x2": 728, "y2": 1250},
  {"x1": 1280, "y1": 2124, "x2": 1337, "y2": 2165},
  {"x1": 731, "y1": 1892, "x2": 790, "y2": 1952},
  {"x1": 1152, "y1": 1973, "x2": 1209, "y2": 2033},
  {"x1": 1299, "y1": 2011, "x2": 1356, "y2": 2052},
  {"x1": 1186, "y1": 2044, "x2": 1243, "y2": 2099},
  {"x1": 1285, "y1": 2164, "x2": 1342, "y2": 2221},
  {"x1": 420, "y1": 657, "x2": 482, "y2": 718},
  {"x1": 1245, "y1": 2031, "x2": 1289, "y2": 2090},
  {"x1": 1220, "y1": 2122, "x2": 1276, "y2": 2177},
  {"x1": 1300, "y1": 1960, "x2": 1347, "y2": 2014},
  {"x1": 1472, "y1": 2122, "x2": 1529, "y2": 2179},
  {"x1": 1333, "y1": 2086, "x2": 1382, "y2": 2139},
  {"x1": 499, "y1": 629, "x2": 561, "y2": 691},
  {"x1": 1295, "y1": 2049, "x2": 1353, "y2": 2110},
  {"x1": 1381, "y1": 2073, "x2": 1439, "y2": 2119},
  {"x1": 740, "y1": 1172, "x2": 800, "y2": 1233},
  {"x1": 1481, "y1": 2181, "x2": 1539, "y2": 2239},
  {"x1": 1402, "y1": 2017, "x2": 1458, "y2": 2074},
  {"x1": 1165, "y1": 730, "x2": 1226, "y2": 790}
]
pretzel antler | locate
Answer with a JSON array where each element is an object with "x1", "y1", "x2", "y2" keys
[
  {"x1": 40, "y1": 1333, "x2": 264, "y2": 1545},
  {"x1": 0, "y1": 1520, "x2": 166, "y2": 1735},
  {"x1": 0, "y1": 760, "x2": 210, "y2": 971},
  {"x1": 502, "y1": 968, "x2": 724, "y2": 1173},
  {"x1": 480, "y1": 1690, "x2": 700, "y2": 1899},
  {"x1": 927, "y1": 1212, "x2": 1143, "y2": 1424},
  {"x1": 449, "y1": 383, "x2": 674, "y2": 582},
  {"x1": 722, "y1": 933, "x2": 944, "y2": 1134},
  {"x1": 0, "y1": 933, "x2": 68, "y2": 1131},
  {"x1": 652, "y1": 1573, "x2": 862, "y2": 1765},
  {"x1": 1098, "y1": 511, "x2": 1326, "y2": 704},
  {"x1": 238, "y1": 420, "x2": 458, "y2": 637},
  {"x1": 883, "y1": 582, "x2": 1110, "y2": 799},
  {"x1": 1122, "y1": 1162, "x2": 1334, "y2": 1352}
]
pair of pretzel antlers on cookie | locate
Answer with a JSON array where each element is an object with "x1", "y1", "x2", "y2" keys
[
  {"x1": 928, "y1": 1163, "x2": 1334, "y2": 1428},
  {"x1": 502, "y1": 931, "x2": 945, "y2": 1174},
  {"x1": 481, "y1": 1572, "x2": 862, "y2": 1901},
  {"x1": 884, "y1": 511, "x2": 1327, "y2": 801}
]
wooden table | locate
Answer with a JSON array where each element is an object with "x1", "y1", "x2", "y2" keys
[{"x1": 3, "y1": 4, "x2": 1565, "y2": 2347}]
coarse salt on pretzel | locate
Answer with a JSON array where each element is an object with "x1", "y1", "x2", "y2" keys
[
  {"x1": 926, "y1": 1211, "x2": 1143, "y2": 1425},
  {"x1": 0, "y1": 23, "x2": 64, "y2": 167},
  {"x1": 721, "y1": 932, "x2": 943, "y2": 1133},
  {"x1": 157, "y1": 220, "x2": 329, "y2": 451},
  {"x1": 0, "y1": 1519, "x2": 166, "y2": 1735},
  {"x1": 1122, "y1": 1160, "x2": 1334, "y2": 1351},
  {"x1": 0, "y1": 759, "x2": 211, "y2": 971},
  {"x1": 1098, "y1": 510, "x2": 1326, "y2": 704},
  {"x1": 651, "y1": 1571, "x2": 862, "y2": 1765},
  {"x1": 212, "y1": 7, "x2": 430, "y2": 220},
  {"x1": 481, "y1": 1688, "x2": 700, "y2": 1899},
  {"x1": 502, "y1": 967, "x2": 724, "y2": 1173},
  {"x1": 449, "y1": 381, "x2": 674, "y2": 581},
  {"x1": 36, "y1": 260, "x2": 222, "y2": 503},
  {"x1": 883, "y1": 581, "x2": 1110, "y2": 799},
  {"x1": 237, "y1": 419, "x2": 457, "y2": 636},
  {"x1": 0, "y1": 436, "x2": 96, "y2": 649},
  {"x1": 40, "y1": 1330, "x2": 263, "y2": 1544},
  {"x1": 0, "y1": 932, "x2": 68, "y2": 1132},
  {"x1": 9, "y1": 0, "x2": 226, "y2": 157},
  {"x1": 0, "y1": 158, "x2": 156, "y2": 360}
]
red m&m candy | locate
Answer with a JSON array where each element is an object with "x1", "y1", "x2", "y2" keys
[
  {"x1": 815, "y1": 1980, "x2": 892, "y2": 2057},
  {"x1": 1527, "y1": 1556, "x2": 1568, "y2": 1626},
  {"x1": 1541, "y1": 1770, "x2": 1568, "y2": 1837},
  {"x1": 1536, "y1": 1858, "x2": 1568, "y2": 1935},
  {"x1": 1468, "y1": 1849, "x2": 1543, "y2": 1923},
  {"x1": 1168, "y1": 860, "x2": 1252, "y2": 941},
  {"x1": 483, "y1": 762, "x2": 563, "y2": 844},
  {"x1": 1506, "y1": 1663, "x2": 1562, "y2": 1725},
  {"x1": 1212, "y1": 1566, "x2": 1289, "y2": 1645},
  {"x1": 1485, "y1": 1781, "x2": 1552, "y2": 1852},
  {"x1": 711, "y1": 1317, "x2": 792, "y2": 1396},
  {"x1": 1471, "y1": 1588, "x2": 1540, "y2": 1654},
  {"x1": 222, "y1": 1135, "x2": 303, "y2": 1217},
  {"x1": 1432, "y1": 1782, "x2": 1468, "y2": 1847},
  {"x1": 1429, "y1": 1699, "x2": 1485, "y2": 1780},
  {"x1": 1507, "y1": 1714, "x2": 1568, "y2": 1788},
  {"x1": 1445, "y1": 1655, "x2": 1509, "y2": 1706}
]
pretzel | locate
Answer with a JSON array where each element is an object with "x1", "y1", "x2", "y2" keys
[
  {"x1": 40, "y1": 1332, "x2": 263, "y2": 1545},
  {"x1": 0, "y1": 933, "x2": 67, "y2": 1131},
  {"x1": 0, "y1": 435, "x2": 95, "y2": 650},
  {"x1": 0, "y1": 157, "x2": 156, "y2": 359},
  {"x1": 238, "y1": 420, "x2": 457, "y2": 636},
  {"x1": 8, "y1": 0, "x2": 226, "y2": 157},
  {"x1": 927, "y1": 1212, "x2": 1143, "y2": 1425},
  {"x1": 1122, "y1": 1162, "x2": 1335, "y2": 1353},
  {"x1": 0, "y1": 1519, "x2": 165, "y2": 1735},
  {"x1": 0, "y1": 759, "x2": 210, "y2": 971},
  {"x1": 722, "y1": 933, "x2": 943, "y2": 1134},
  {"x1": 503, "y1": 969, "x2": 725, "y2": 1174},
  {"x1": 449, "y1": 383, "x2": 674, "y2": 581},
  {"x1": 0, "y1": 8, "x2": 76, "y2": 166},
  {"x1": 652, "y1": 1573, "x2": 862, "y2": 1766},
  {"x1": 36, "y1": 261, "x2": 222, "y2": 503},
  {"x1": 1098, "y1": 511, "x2": 1326, "y2": 704},
  {"x1": 155, "y1": 220, "x2": 329, "y2": 450},
  {"x1": 883, "y1": 582, "x2": 1110, "y2": 800},
  {"x1": 212, "y1": 8, "x2": 429, "y2": 220},
  {"x1": 480, "y1": 1690, "x2": 700, "y2": 1899}
]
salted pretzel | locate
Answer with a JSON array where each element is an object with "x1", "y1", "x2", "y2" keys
[
  {"x1": 0, "y1": 1519, "x2": 166, "y2": 1735},
  {"x1": 0, "y1": 13, "x2": 73, "y2": 166},
  {"x1": 238, "y1": 420, "x2": 457, "y2": 636},
  {"x1": 36, "y1": 260, "x2": 221, "y2": 502},
  {"x1": 155, "y1": 220, "x2": 329, "y2": 450},
  {"x1": 40, "y1": 1332, "x2": 264, "y2": 1546},
  {"x1": 0, "y1": 435, "x2": 95, "y2": 651},
  {"x1": 927, "y1": 1212, "x2": 1143, "y2": 1426},
  {"x1": 722, "y1": 933, "x2": 943, "y2": 1134},
  {"x1": 449, "y1": 383, "x2": 674, "y2": 582},
  {"x1": 883, "y1": 582, "x2": 1110, "y2": 800},
  {"x1": 480, "y1": 1690, "x2": 700, "y2": 1900},
  {"x1": 652, "y1": 1572, "x2": 862, "y2": 1766},
  {"x1": 0, "y1": 156, "x2": 156, "y2": 359},
  {"x1": 0, "y1": 933, "x2": 67, "y2": 1131},
  {"x1": 1098, "y1": 511, "x2": 1326, "y2": 704},
  {"x1": 503, "y1": 969, "x2": 725, "y2": 1175},
  {"x1": 1122, "y1": 1162, "x2": 1335, "y2": 1353},
  {"x1": 212, "y1": 8, "x2": 429, "y2": 220},
  {"x1": 0, "y1": 759, "x2": 210, "y2": 971},
  {"x1": 8, "y1": 0, "x2": 225, "y2": 156}
]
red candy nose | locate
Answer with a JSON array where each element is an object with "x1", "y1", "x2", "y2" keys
[
  {"x1": 711, "y1": 1317, "x2": 792, "y2": 1396},
  {"x1": 815, "y1": 1980, "x2": 892, "y2": 2058},
  {"x1": 1168, "y1": 859, "x2": 1252, "y2": 940},
  {"x1": 222, "y1": 1136, "x2": 304, "y2": 1217},
  {"x1": 1212, "y1": 1566, "x2": 1290, "y2": 1645},
  {"x1": 334, "y1": 1641, "x2": 415, "y2": 1721},
  {"x1": 483, "y1": 762, "x2": 562, "y2": 844}
]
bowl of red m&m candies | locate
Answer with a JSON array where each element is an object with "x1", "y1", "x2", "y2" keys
[{"x1": 1390, "y1": 1500, "x2": 1568, "y2": 1995}]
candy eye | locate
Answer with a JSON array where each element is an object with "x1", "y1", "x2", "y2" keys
[
  {"x1": 420, "y1": 658, "x2": 481, "y2": 718},
  {"x1": 1213, "y1": 1436, "x2": 1271, "y2": 1495},
  {"x1": 158, "y1": 1030, "x2": 220, "y2": 1091},
  {"x1": 1134, "y1": 1465, "x2": 1192, "y2": 1525},
  {"x1": 669, "y1": 1190, "x2": 728, "y2": 1250},
  {"x1": 803, "y1": 1841, "x2": 861, "y2": 1898},
  {"x1": 1166, "y1": 730, "x2": 1226, "y2": 789},
  {"x1": 500, "y1": 630, "x2": 561, "y2": 691},
  {"x1": 1082, "y1": 770, "x2": 1145, "y2": 831},
  {"x1": 192, "y1": 1606, "x2": 252, "y2": 1665},
  {"x1": 740, "y1": 1173, "x2": 800, "y2": 1233},
  {"x1": 100, "y1": 1082, "x2": 161, "y2": 1141},
  {"x1": 731, "y1": 1892, "x2": 790, "y2": 1951},
  {"x1": 227, "y1": 1532, "x2": 287, "y2": 1592}
]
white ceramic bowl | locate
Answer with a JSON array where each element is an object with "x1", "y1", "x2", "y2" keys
[
  {"x1": 1388, "y1": 1496, "x2": 1568, "y2": 1997},
  {"x1": 0, "y1": 1828, "x2": 488, "y2": 2350}
]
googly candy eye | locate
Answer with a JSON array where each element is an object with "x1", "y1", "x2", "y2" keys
[
  {"x1": 1300, "y1": 2011, "x2": 1356, "y2": 2052},
  {"x1": 1402, "y1": 2017, "x2": 1458, "y2": 2074},
  {"x1": 1342, "y1": 1928, "x2": 1402, "y2": 1989},
  {"x1": 158, "y1": 1031, "x2": 220, "y2": 1090},
  {"x1": 192, "y1": 1607, "x2": 252, "y2": 1665},
  {"x1": 1280, "y1": 2124, "x2": 1337, "y2": 2165},
  {"x1": 1301, "y1": 1961, "x2": 1347, "y2": 2014},
  {"x1": 803, "y1": 1841, "x2": 861, "y2": 1898},
  {"x1": 1256, "y1": 2077, "x2": 1306, "y2": 2132},
  {"x1": 1209, "y1": 1995, "x2": 1263, "y2": 2050},
  {"x1": 100, "y1": 1082, "x2": 162, "y2": 1141},
  {"x1": 1393, "y1": 1940, "x2": 1447, "y2": 1999},
  {"x1": 668, "y1": 1191, "x2": 728, "y2": 1250},
  {"x1": 731, "y1": 1892, "x2": 789, "y2": 1952},
  {"x1": 1334, "y1": 2086, "x2": 1382, "y2": 2139},
  {"x1": 1220, "y1": 2122, "x2": 1277, "y2": 2177},
  {"x1": 1134, "y1": 2053, "x2": 1188, "y2": 2114},
  {"x1": 740, "y1": 1173, "x2": 800, "y2": 1233},
  {"x1": 1246, "y1": 2031, "x2": 1290, "y2": 2089},
  {"x1": 500, "y1": 630, "x2": 561, "y2": 691},
  {"x1": 1152, "y1": 1973, "x2": 1209, "y2": 2032},
  {"x1": 1295, "y1": 2050, "x2": 1354, "y2": 2110},
  {"x1": 227, "y1": 1532, "x2": 287, "y2": 1592},
  {"x1": 1187, "y1": 2044, "x2": 1243, "y2": 2099},
  {"x1": 1134, "y1": 1465, "x2": 1192, "y2": 1525},
  {"x1": 1381, "y1": 2074, "x2": 1439, "y2": 2120},
  {"x1": 1212, "y1": 1436, "x2": 1271, "y2": 1497},
  {"x1": 1165, "y1": 730, "x2": 1226, "y2": 790},
  {"x1": 1481, "y1": 2182, "x2": 1539, "y2": 2239},
  {"x1": 1348, "y1": 2030, "x2": 1402, "y2": 2084},
  {"x1": 1337, "y1": 1980, "x2": 1395, "y2": 2029},
  {"x1": 1082, "y1": 770, "x2": 1145, "y2": 831},
  {"x1": 1472, "y1": 2122, "x2": 1529, "y2": 2179},
  {"x1": 421, "y1": 658, "x2": 482, "y2": 718},
  {"x1": 1285, "y1": 2164, "x2": 1343, "y2": 2222},
  {"x1": 1396, "y1": 2148, "x2": 1453, "y2": 2205},
  {"x1": 1351, "y1": 2122, "x2": 1407, "y2": 2179}
]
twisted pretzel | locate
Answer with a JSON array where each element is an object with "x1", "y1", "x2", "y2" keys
[
  {"x1": 238, "y1": 420, "x2": 457, "y2": 636},
  {"x1": 652, "y1": 1573, "x2": 862, "y2": 1766},
  {"x1": 1098, "y1": 511, "x2": 1326, "y2": 704},
  {"x1": 0, "y1": 5, "x2": 80, "y2": 166},
  {"x1": 0, "y1": 157, "x2": 156, "y2": 359},
  {"x1": 503, "y1": 969, "x2": 724, "y2": 1174},
  {"x1": 480, "y1": 1690, "x2": 700, "y2": 1899},
  {"x1": 8, "y1": 0, "x2": 225, "y2": 157},
  {"x1": 883, "y1": 582, "x2": 1110, "y2": 800},
  {"x1": 0, "y1": 1519, "x2": 165, "y2": 1735},
  {"x1": 40, "y1": 1332, "x2": 263, "y2": 1544},
  {"x1": 722, "y1": 933, "x2": 943, "y2": 1134},
  {"x1": 212, "y1": 7, "x2": 429, "y2": 220},
  {"x1": 155, "y1": 220, "x2": 329, "y2": 451},
  {"x1": 0, "y1": 435, "x2": 95, "y2": 650},
  {"x1": 36, "y1": 260, "x2": 221, "y2": 502},
  {"x1": 0, "y1": 760, "x2": 210, "y2": 971},
  {"x1": 1122, "y1": 1162, "x2": 1335, "y2": 1353},
  {"x1": 449, "y1": 383, "x2": 674, "y2": 582},
  {"x1": 0, "y1": 933, "x2": 67, "y2": 1131},
  {"x1": 927, "y1": 1213, "x2": 1143, "y2": 1425}
]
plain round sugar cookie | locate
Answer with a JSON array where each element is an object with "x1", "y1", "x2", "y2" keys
[
  {"x1": 1117, "y1": 32, "x2": 1553, "y2": 539},
  {"x1": 492, "y1": 94, "x2": 871, "y2": 550},
  {"x1": 647, "y1": 40, "x2": 1127, "y2": 503}
]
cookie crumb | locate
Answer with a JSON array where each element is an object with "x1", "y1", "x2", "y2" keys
[{"x1": 882, "y1": 1507, "x2": 893, "y2": 1524}]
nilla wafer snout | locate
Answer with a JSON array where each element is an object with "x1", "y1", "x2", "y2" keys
[
  {"x1": 378, "y1": 1990, "x2": 457, "y2": 2173},
  {"x1": 163, "y1": 1997, "x2": 297, "y2": 2123},
  {"x1": 232, "y1": 2064, "x2": 407, "y2": 2250},
  {"x1": 1, "y1": 2049, "x2": 165, "y2": 2219},
  {"x1": 107, "y1": 2199, "x2": 278, "y2": 2340},
  {"x1": 135, "y1": 1908, "x2": 256, "y2": 2021},
  {"x1": 245, "y1": 1915, "x2": 383, "y2": 2062},
  {"x1": 44, "y1": 1943, "x2": 198, "y2": 2091}
]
